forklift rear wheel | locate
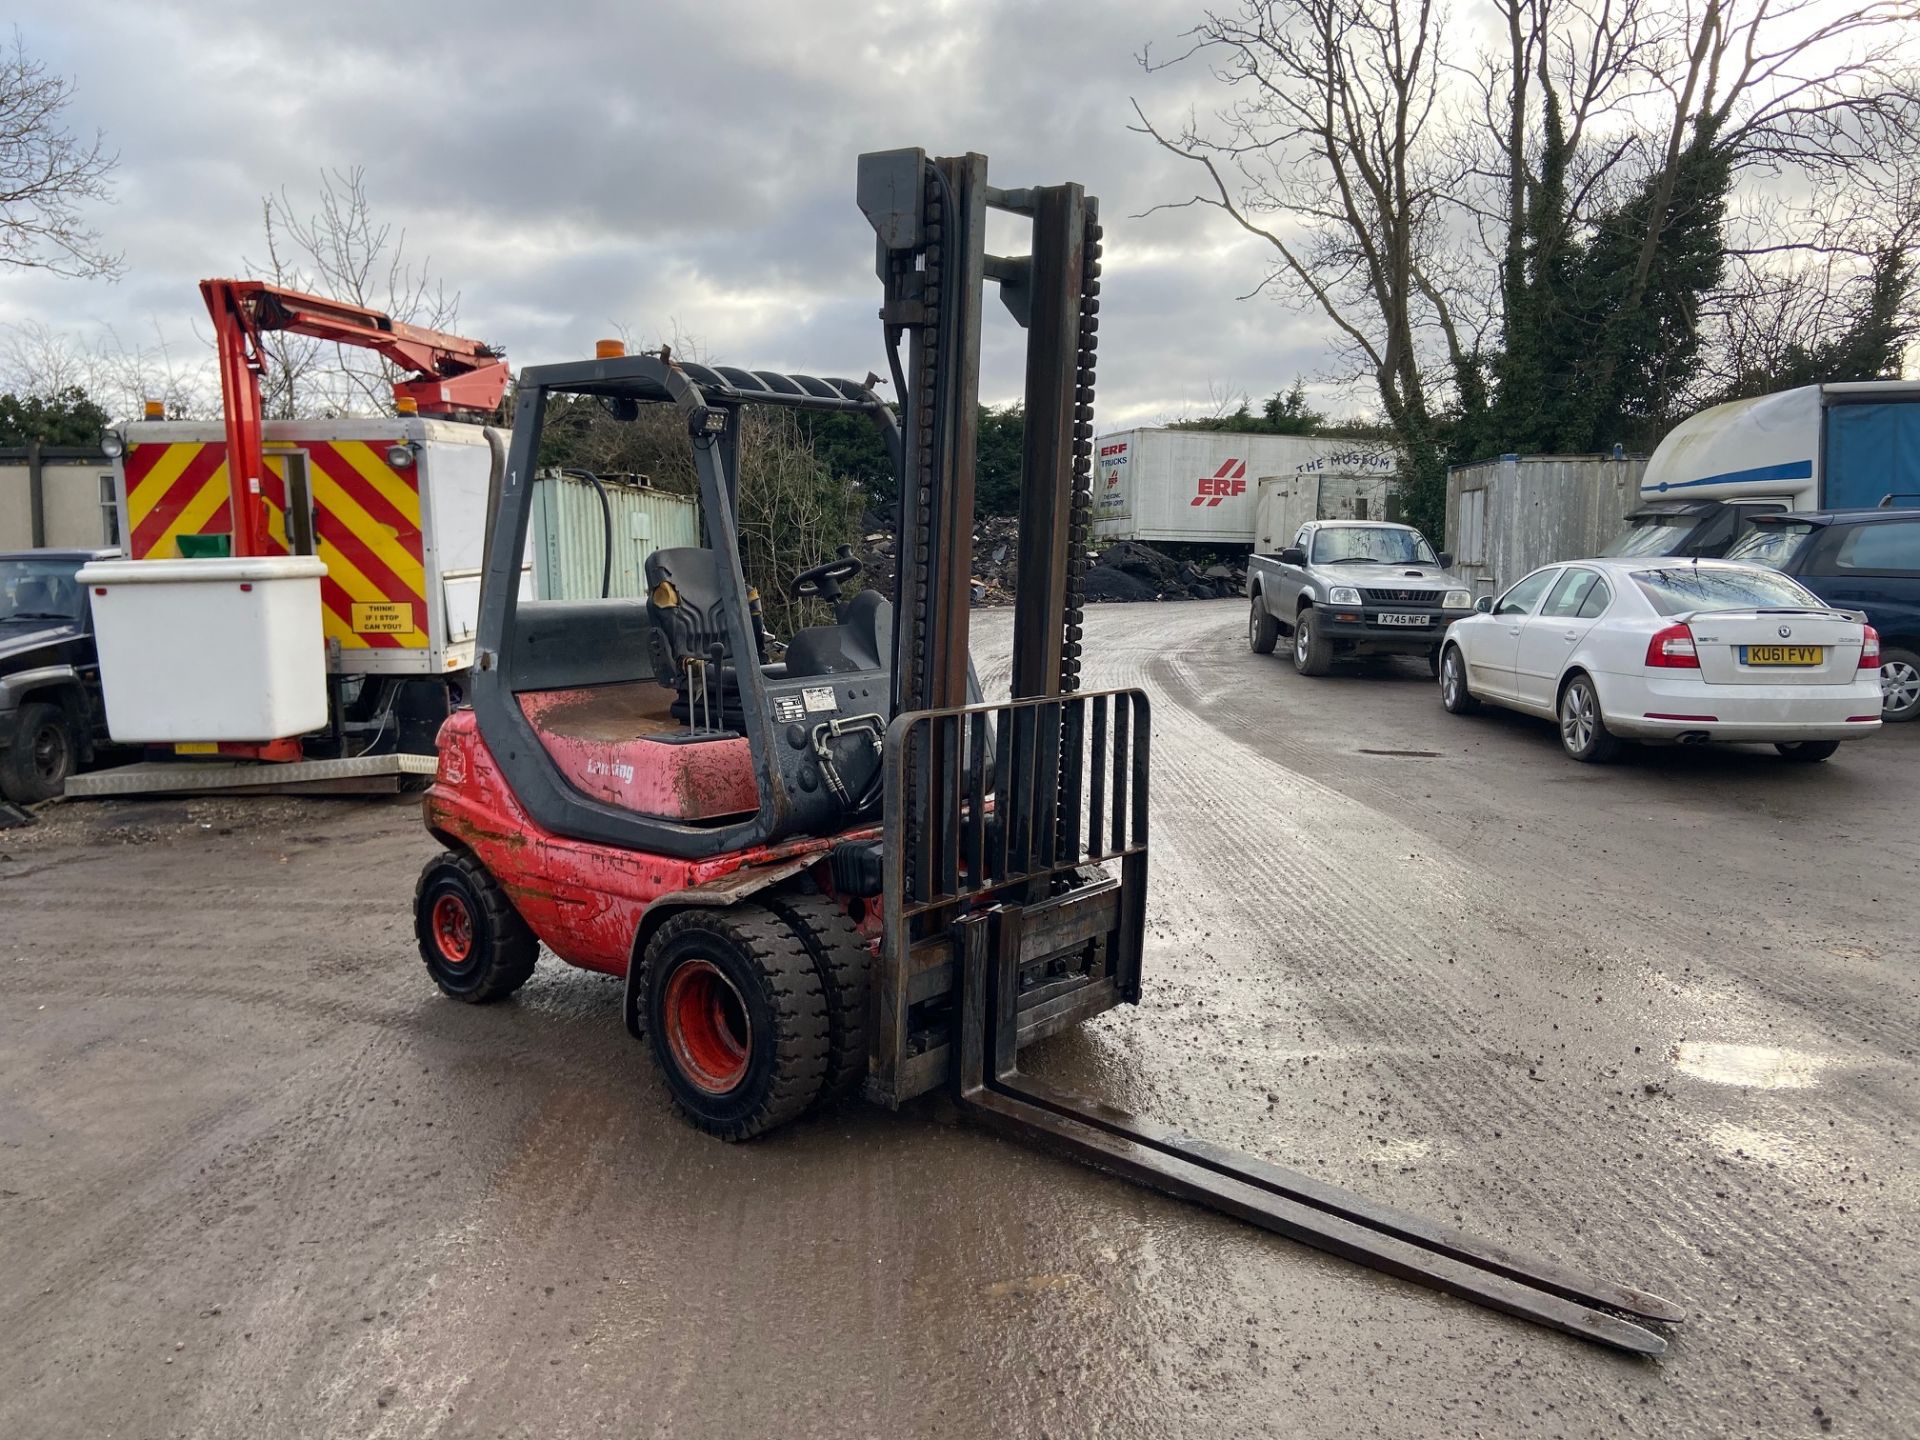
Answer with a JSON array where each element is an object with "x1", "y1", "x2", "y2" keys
[
  {"x1": 413, "y1": 851, "x2": 540, "y2": 1003},
  {"x1": 763, "y1": 891, "x2": 873, "y2": 1102},
  {"x1": 643, "y1": 906, "x2": 829, "y2": 1141}
]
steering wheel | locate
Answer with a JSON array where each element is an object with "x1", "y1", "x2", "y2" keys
[{"x1": 790, "y1": 545, "x2": 864, "y2": 603}]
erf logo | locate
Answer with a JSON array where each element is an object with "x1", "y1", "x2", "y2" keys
[
  {"x1": 1191, "y1": 458, "x2": 1247, "y2": 507},
  {"x1": 1100, "y1": 442, "x2": 1128, "y2": 458}
]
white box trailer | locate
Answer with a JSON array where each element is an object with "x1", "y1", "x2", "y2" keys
[
  {"x1": 1639, "y1": 380, "x2": 1920, "y2": 511},
  {"x1": 1092, "y1": 427, "x2": 1399, "y2": 546}
]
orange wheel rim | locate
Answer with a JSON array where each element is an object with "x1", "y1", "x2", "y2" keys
[
  {"x1": 662, "y1": 959, "x2": 751, "y2": 1094},
  {"x1": 432, "y1": 892, "x2": 475, "y2": 963}
]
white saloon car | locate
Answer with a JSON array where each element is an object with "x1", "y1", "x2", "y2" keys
[{"x1": 1438, "y1": 559, "x2": 1884, "y2": 762}]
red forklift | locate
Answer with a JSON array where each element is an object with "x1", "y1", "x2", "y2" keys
[{"x1": 412, "y1": 149, "x2": 1681, "y2": 1355}]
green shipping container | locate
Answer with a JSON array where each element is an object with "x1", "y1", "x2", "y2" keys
[{"x1": 530, "y1": 472, "x2": 701, "y2": 601}]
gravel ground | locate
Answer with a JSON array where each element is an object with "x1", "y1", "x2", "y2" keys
[{"x1": 1, "y1": 597, "x2": 1914, "y2": 1438}]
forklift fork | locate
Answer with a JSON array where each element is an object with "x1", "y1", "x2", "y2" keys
[
  {"x1": 951, "y1": 908, "x2": 1681, "y2": 1355},
  {"x1": 881, "y1": 690, "x2": 1679, "y2": 1357}
]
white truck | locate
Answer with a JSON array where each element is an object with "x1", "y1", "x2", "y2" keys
[
  {"x1": 1092, "y1": 427, "x2": 1400, "y2": 547},
  {"x1": 1611, "y1": 381, "x2": 1920, "y2": 555}
]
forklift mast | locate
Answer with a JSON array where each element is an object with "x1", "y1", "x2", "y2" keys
[{"x1": 858, "y1": 149, "x2": 1682, "y2": 1355}]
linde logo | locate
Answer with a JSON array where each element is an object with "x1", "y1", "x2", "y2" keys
[{"x1": 1192, "y1": 458, "x2": 1248, "y2": 506}]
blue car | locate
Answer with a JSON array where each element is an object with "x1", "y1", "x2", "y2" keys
[{"x1": 1728, "y1": 510, "x2": 1920, "y2": 721}]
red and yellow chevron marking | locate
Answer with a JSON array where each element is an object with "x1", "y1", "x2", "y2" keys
[{"x1": 122, "y1": 439, "x2": 429, "y2": 651}]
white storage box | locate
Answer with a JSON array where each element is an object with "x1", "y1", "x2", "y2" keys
[{"x1": 76, "y1": 556, "x2": 330, "y2": 743}]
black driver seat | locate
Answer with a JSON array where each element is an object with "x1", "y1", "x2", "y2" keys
[{"x1": 644, "y1": 547, "x2": 747, "y2": 729}]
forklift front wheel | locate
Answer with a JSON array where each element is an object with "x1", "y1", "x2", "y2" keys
[
  {"x1": 413, "y1": 852, "x2": 540, "y2": 1003},
  {"x1": 642, "y1": 907, "x2": 829, "y2": 1141}
]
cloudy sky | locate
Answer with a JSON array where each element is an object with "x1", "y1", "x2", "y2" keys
[{"x1": 0, "y1": 0, "x2": 1360, "y2": 427}]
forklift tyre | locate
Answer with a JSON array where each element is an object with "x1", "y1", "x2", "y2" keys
[
  {"x1": 414, "y1": 851, "x2": 540, "y2": 1003},
  {"x1": 762, "y1": 890, "x2": 873, "y2": 1102},
  {"x1": 642, "y1": 906, "x2": 829, "y2": 1141}
]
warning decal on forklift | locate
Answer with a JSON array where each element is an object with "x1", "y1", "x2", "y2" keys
[
  {"x1": 802, "y1": 686, "x2": 838, "y2": 714},
  {"x1": 351, "y1": 601, "x2": 410, "y2": 633}
]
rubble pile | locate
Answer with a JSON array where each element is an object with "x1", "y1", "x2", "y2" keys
[
  {"x1": 852, "y1": 517, "x2": 1244, "y2": 606},
  {"x1": 1082, "y1": 540, "x2": 1245, "y2": 603}
]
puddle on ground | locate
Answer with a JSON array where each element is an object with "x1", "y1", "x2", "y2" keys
[
  {"x1": 1706, "y1": 1122, "x2": 1803, "y2": 1166},
  {"x1": 982, "y1": 1272, "x2": 1085, "y2": 1299},
  {"x1": 1671, "y1": 1042, "x2": 1831, "y2": 1090}
]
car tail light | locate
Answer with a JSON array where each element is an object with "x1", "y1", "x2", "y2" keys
[
  {"x1": 1645, "y1": 622, "x2": 1699, "y2": 669},
  {"x1": 1860, "y1": 625, "x2": 1880, "y2": 670}
]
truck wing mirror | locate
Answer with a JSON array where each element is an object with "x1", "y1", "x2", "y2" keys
[
  {"x1": 1278, "y1": 546, "x2": 1307, "y2": 565},
  {"x1": 1436, "y1": 551, "x2": 1454, "y2": 568}
]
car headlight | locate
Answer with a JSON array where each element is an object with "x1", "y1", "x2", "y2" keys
[
  {"x1": 1328, "y1": 586, "x2": 1361, "y2": 606},
  {"x1": 1443, "y1": 588, "x2": 1472, "y2": 610}
]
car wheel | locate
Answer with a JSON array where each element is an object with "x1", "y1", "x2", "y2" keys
[
  {"x1": 1439, "y1": 645, "x2": 1480, "y2": 715},
  {"x1": 1775, "y1": 740, "x2": 1840, "y2": 762},
  {"x1": 1880, "y1": 647, "x2": 1920, "y2": 722},
  {"x1": 1557, "y1": 674, "x2": 1620, "y2": 763},
  {"x1": 1292, "y1": 609, "x2": 1333, "y2": 676},
  {"x1": 0, "y1": 701, "x2": 76, "y2": 804},
  {"x1": 1248, "y1": 593, "x2": 1280, "y2": 655}
]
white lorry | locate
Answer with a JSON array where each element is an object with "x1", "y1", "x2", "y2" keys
[
  {"x1": 1092, "y1": 427, "x2": 1400, "y2": 548},
  {"x1": 1610, "y1": 381, "x2": 1920, "y2": 555}
]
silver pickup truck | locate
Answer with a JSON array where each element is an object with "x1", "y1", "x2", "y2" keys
[{"x1": 1246, "y1": 520, "x2": 1475, "y2": 676}]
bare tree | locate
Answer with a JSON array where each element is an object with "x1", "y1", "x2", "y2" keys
[
  {"x1": 0, "y1": 317, "x2": 212, "y2": 419},
  {"x1": 0, "y1": 31, "x2": 118, "y2": 278},
  {"x1": 1133, "y1": 0, "x2": 1463, "y2": 485},
  {"x1": 244, "y1": 166, "x2": 463, "y2": 417},
  {"x1": 1136, "y1": 0, "x2": 1920, "y2": 502}
]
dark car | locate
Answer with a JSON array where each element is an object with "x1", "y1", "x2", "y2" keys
[
  {"x1": 1601, "y1": 498, "x2": 1794, "y2": 560},
  {"x1": 0, "y1": 548, "x2": 118, "y2": 801},
  {"x1": 1726, "y1": 510, "x2": 1920, "y2": 721}
]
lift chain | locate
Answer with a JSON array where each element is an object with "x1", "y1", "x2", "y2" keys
[
  {"x1": 1059, "y1": 205, "x2": 1101, "y2": 696},
  {"x1": 894, "y1": 161, "x2": 949, "y2": 900},
  {"x1": 900, "y1": 162, "x2": 945, "y2": 713}
]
